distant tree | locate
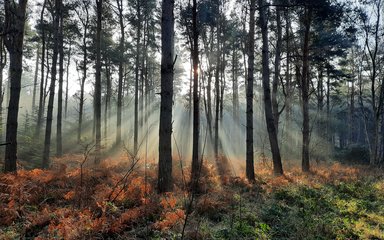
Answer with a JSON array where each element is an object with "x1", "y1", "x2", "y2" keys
[
  {"x1": 127, "y1": 0, "x2": 143, "y2": 154},
  {"x1": 32, "y1": 44, "x2": 39, "y2": 114},
  {"x1": 358, "y1": 0, "x2": 383, "y2": 164},
  {"x1": 73, "y1": 0, "x2": 90, "y2": 143},
  {"x1": 227, "y1": 14, "x2": 242, "y2": 123},
  {"x1": 3, "y1": 0, "x2": 28, "y2": 172},
  {"x1": 158, "y1": 0, "x2": 174, "y2": 193}
]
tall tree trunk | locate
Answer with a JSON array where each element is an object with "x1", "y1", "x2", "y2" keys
[
  {"x1": 144, "y1": 20, "x2": 150, "y2": 126},
  {"x1": 365, "y1": 0, "x2": 382, "y2": 164},
  {"x1": 326, "y1": 67, "x2": 331, "y2": 143},
  {"x1": 94, "y1": 0, "x2": 102, "y2": 163},
  {"x1": 241, "y1": 6, "x2": 248, "y2": 88},
  {"x1": 259, "y1": 0, "x2": 283, "y2": 176},
  {"x1": 76, "y1": 1, "x2": 89, "y2": 143},
  {"x1": 3, "y1": 0, "x2": 28, "y2": 172},
  {"x1": 220, "y1": 45, "x2": 225, "y2": 120},
  {"x1": 144, "y1": 19, "x2": 150, "y2": 126},
  {"x1": 32, "y1": 45, "x2": 40, "y2": 113},
  {"x1": 284, "y1": 8, "x2": 291, "y2": 138},
  {"x1": 140, "y1": 14, "x2": 147, "y2": 131},
  {"x1": 158, "y1": 0, "x2": 174, "y2": 193},
  {"x1": 42, "y1": 0, "x2": 60, "y2": 169},
  {"x1": 43, "y1": 39, "x2": 50, "y2": 111},
  {"x1": 203, "y1": 29, "x2": 213, "y2": 141},
  {"x1": 104, "y1": 62, "x2": 111, "y2": 144},
  {"x1": 272, "y1": 0, "x2": 282, "y2": 132},
  {"x1": 349, "y1": 48, "x2": 356, "y2": 144},
  {"x1": 56, "y1": 11, "x2": 64, "y2": 157},
  {"x1": 232, "y1": 47, "x2": 239, "y2": 122},
  {"x1": 214, "y1": 21, "x2": 221, "y2": 158},
  {"x1": 134, "y1": 2, "x2": 141, "y2": 154},
  {"x1": 317, "y1": 68, "x2": 324, "y2": 111},
  {"x1": 191, "y1": 0, "x2": 200, "y2": 193},
  {"x1": 65, "y1": 43, "x2": 71, "y2": 119},
  {"x1": 35, "y1": 0, "x2": 46, "y2": 138},
  {"x1": 301, "y1": 7, "x2": 312, "y2": 172},
  {"x1": 116, "y1": 0, "x2": 124, "y2": 145},
  {"x1": 246, "y1": 0, "x2": 256, "y2": 182}
]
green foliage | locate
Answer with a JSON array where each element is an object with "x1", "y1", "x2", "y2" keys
[
  {"x1": 213, "y1": 219, "x2": 271, "y2": 240},
  {"x1": 260, "y1": 180, "x2": 384, "y2": 239}
]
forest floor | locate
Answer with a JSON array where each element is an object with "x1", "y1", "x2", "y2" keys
[{"x1": 0, "y1": 154, "x2": 384, "y2": 239}]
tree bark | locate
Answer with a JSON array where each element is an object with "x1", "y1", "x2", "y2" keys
[
  {"x1": 272, "y1": 0, "x2": 282, "y2": 132},
  {"x1": 94, "y1": 0, "x2": 102, "y2": 163},
  {"x1": 301, "y1": 7, "x2": 312, "y2": 172},
  {"x1": 42, "y1": 0, "x2": 60, "y2": 169},
  {"x1": 65, "y1": 43, "x2": 71, "y2": 119},
  {"x1": 158, "y1": 0, "x2": 174, "y2": 193},
  {"x1": 134, "y1": 2, "x2": 141, "y2": 154},
  {"x1": 116, "y1": 0, "x2": 124, "y2": 145},
  {"x1": 214, "y1": 19, "x2": 221, "y2": 158},
  {"x1": 3, "y1": 0, "x2": 28, "y2": 172},
  {"x1": 246, "y1": 0, "x2": 256, "y2": 182},
  {"x1": 76, "y1": 2, "x2": 89, "y2": 143},
  {"x1": 259, "y1": 0, "x2": 284, "y2": 176},
  {"x1": 35, "y1": 0, "x2": 46, "y2": 138},
  {"x1": 32, "y1": 45, "x2": 40, "y2": 113},
  {"x1": 232, "y1": 46, "x2": 239, "y2": 122},
  {"x1": 191, "y1": 0, "x2": 200, "y2": 193},
  {"x1": 56, "y1": 9, "x2": 64, "y2": 157}
]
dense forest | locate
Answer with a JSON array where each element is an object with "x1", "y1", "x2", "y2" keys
[{"x1": 1, "y1": 0, "x2": 384, "y2": 239}]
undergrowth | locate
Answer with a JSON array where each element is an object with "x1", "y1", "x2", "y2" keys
[{"x1": 0, "y1": 157, "x2": 383, "y2": 239}]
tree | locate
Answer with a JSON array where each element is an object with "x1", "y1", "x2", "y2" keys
[
  {"x1": 246, "y1": 0, "x2": 256, "y2": 182},
  {"x1": 295, "y1": 0, "x2": 347, "y2": 171},
  {"x1": 56, "y1": 0, "x2": 65, "y2": 157},
  {"x1": 191, "y1": 0, "x2": 200, "y2": 193},
  {"x1": 115, "y1": 0, "x2": 125, "y2": 145},
  {"x1": 300, "y1": 5, "x2": 312, "y2": 172},
  {"x1": 3, "y1": 0, "x2": 28, "y2": 172},
  {"x1": 35, "y1": 0, "x2": 47, "y2": 138},
  {"x1": 272, "y1": 0, "x2": 283, "y2": 132},
  {"x1": 32, "y1": 45, "x2": 40, "y2": 113},
  {"x1": 359, "y1": 0, "x2": 383, "y2": 164},
  {"x1": 74, "y1": 0, "x2": 90, "y2": 143},
  {"x1": 42, "y1": 0, "x2": 61, "y2": 169},
  {"x1": 158, "y1": 0, "x2": 174, "y2": 193},
  {"x1": 128, "y1": 0, "x2": 142, "y2": 154},
  {"x1": 259, "y1": 0, "x2": 284, "y2": 175},
  {"x1": 94, "y1": 0, "x2": 102, "y2": 163},
  {"x1": 214, "y1": 1, "x2": 223, "y2": 158}
]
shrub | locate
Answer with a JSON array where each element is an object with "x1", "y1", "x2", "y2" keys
[{"x1": 335, "y1": 145, "x2": 370, "y2": 164}]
